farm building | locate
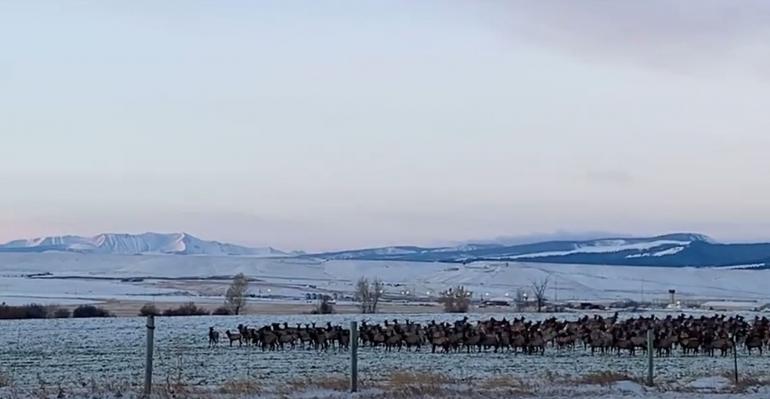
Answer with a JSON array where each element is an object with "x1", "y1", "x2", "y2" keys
[
  {"x1": 700, "y1": 301, "x2": 767, "y2": 311},
  {"x1": 480, "y1": 297, "x2": 512, "y2": 307}
]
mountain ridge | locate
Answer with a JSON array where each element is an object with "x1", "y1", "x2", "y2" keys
[
  {"x1": 0, "y1": 232, "x2": 286, "y2": 257},
  {"x1": 3, "y1": 231, "x2": 770, "y2": 268},
  {"x1": 306, "y1": 233, "x2": 770, "y2": 268}
]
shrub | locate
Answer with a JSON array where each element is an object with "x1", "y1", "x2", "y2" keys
[
  {"x1": 0, "y1": 303, "x2": 48, "y2": 319},
  {"x1": 439, "y1": 286, "x2": 471, "y2": 313},
  {"x1": 72, "y1": 305, "x2": 112, "y2": 318},
  {"x1": 139, "y1": 303, "x2": 160, "y2": 317},
  {"x1": 51, "y1": 307, "x2": 71, "y2": 318},
  {"x1": 162, "y1": 302, "x2": 209, "y2": 316},
  {"x1": 212, "y1": 306, "x2": 233, "y2": 316},
  {"x1": 311, "y1": 295, "x2": 335, "y2": 314}
]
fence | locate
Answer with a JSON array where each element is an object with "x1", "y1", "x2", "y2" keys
[{"x1": 0, "y1": 313, "x2": 764, "y2": 398}]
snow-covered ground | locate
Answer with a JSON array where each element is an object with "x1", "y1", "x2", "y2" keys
[
  {"x1": 2, "y1": 312, "x2": 770, "y2": 397},
  {"x1": 1, "y1": 253, "x2": 770, "y2": 306}
]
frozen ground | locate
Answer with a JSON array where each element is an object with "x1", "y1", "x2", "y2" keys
[
  {"x1": 2, "y1": 313, "x2": 770, "y2": 398},
  {"x1": 1, "y1": 253, "x2": 770, "y2": 306},
  {"x1": 3, "y1": 380, "x2": 770, "y2": 399}
]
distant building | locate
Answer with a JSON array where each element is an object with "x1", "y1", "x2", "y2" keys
[
  {"x1": 480, "y1": 297, "x2": 512, "y2": 307},
  {"x1": 565, "y1": 299, "x2": 619, "y2": 310}
]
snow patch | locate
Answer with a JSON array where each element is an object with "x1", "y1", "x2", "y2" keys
[
  {"x1": 612, "y1": 380, "x2": 646, "y2": 395},
  {"x1": 512, "y1": 240, "x2": 691, "y2": 259},
  {"x1": 686, "y1": 376, "x2": 732, "y2": 391}
]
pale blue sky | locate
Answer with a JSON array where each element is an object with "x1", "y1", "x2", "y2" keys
[{"x1": 2, "y1": 1, "x2": 770, "y2": 251}]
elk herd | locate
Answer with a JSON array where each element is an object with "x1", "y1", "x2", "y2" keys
[{"x1": 207, "y1": 313, "x2": 770, "y2": 357}]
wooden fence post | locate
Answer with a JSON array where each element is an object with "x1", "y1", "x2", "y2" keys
[
  {"x1": 732, "y1": 336, "x2": 739, "y2": 385},
  {"x1": 646, "y1": 328, "x2": 654, "y2": 387},
  {"x1": 350, "y1": 321, "x2": 358, "y2": 393},
  {"x1": 144, "y1": 315, "x2": 155, "y2": 398}
]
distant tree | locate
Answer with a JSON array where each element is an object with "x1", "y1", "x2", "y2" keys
[
  {"x1": 0, "y1": 304, "x2": 48, "y2": 319},
  {"x1": 139, "y1": 303, "x2": 160, "y2": 317},
  {"x1": 371, "y1": 278, "x2": 384, "y2": 313},
  {"x1": 73, "y1": 305, "x2": 112, "y2": 318},
  {"x1": 162, "y1": 302, "x2": 209, "y2": 316},
  {"x1": 531, "y1": 276, "x2": 550, "y2": 312},
  {"x1": 439, "y1": 286, "x2": 471, "y2": 313},
  {"x1": 51, "y1": 307, "x2": 71, "y2": 319},
  {"x1": 355, "y1": 278, "x2": 371, "y2": 313},
  {"x1": 212, "y1": 306, "x2": 233, "y2": 316},
  {"x1": 355, "y1": 277, "x2": 385, "y2": 313},
  {"x1": 225, "y1": 273, "x2": 249, "y2": 315},
  {"x1": 22, "y1": 304, "x2": 47, "y2": 319}
]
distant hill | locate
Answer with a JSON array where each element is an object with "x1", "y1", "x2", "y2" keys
[
  {"x1": 0, "y1": 232, "x2": 286, "y2": 257},
  {"x1": 308, "y1": 233, "x2": 770, "y2": 268}
]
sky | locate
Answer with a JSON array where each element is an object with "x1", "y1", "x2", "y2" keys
[{"x1": 2, "y1": 1, "x2": 770, "y2": 251}]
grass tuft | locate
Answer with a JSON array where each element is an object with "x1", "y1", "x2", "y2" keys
[{"x1": 0, "y1": 370, "x2": 12, "y2": 388}]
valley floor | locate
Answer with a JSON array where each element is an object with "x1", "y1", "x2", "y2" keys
[
  {"x1": 77, "y1": 298, "x2": 445, "y2": 317},
  {"x1": 2, "y1": 253, "x2": 770, "y2": 314}
]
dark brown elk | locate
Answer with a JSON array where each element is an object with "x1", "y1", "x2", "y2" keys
[
  {"x1": 208, "y1": 327, "x2": 220, "y2": 347},
  {"x1": 224, "y1": 330, "x2": 242, "y2": 347}
]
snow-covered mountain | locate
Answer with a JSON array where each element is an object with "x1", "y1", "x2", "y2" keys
[
  {"x1": 4, "y1": 231, "x2": 770, "y2": 267},
  {"x1": 309, "y1": 233, "x2": 770, "y2": 268},
  {"x1": 0, "y1": 233, "x2": 286, "y2": 257}
]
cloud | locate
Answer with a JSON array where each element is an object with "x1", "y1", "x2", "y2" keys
[{"x1": 487, "y1": 0, "x2": 770, "y2": 75}]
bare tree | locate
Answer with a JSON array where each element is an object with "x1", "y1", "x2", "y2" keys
[
  {"x1": 225, "y1": 273, "x2": 249, "y2": 315},
  {"x1": 531, "y1": 276, "x2": 550, "y2": 312},
  {"x1": 439, "y1": 286, "x2": 471, "y2": 313},
  {"x1": 355, "y1": 277, "x2": 371, "y2": 313},
  {"x1": 355, "y1": 277, "x2": 385, "y2": 313},
  {"x1": 370, "y1": 278, "x2": 384, "y2": 313}
]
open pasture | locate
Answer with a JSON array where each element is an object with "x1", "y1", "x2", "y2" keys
[{"x1": 2, "y1": 311, "x2": 770, "y2": 390}]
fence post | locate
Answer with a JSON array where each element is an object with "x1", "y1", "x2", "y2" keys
[
  {"x1": 732, "y1": 336, "x2": 739, "y2": 385},
  {"x1": 350, "y1": 321, "x2": 358, "y2": 393},
  {"x1": 144, "y1": 315, "x2": 155, "y2": 398},
  {"x1": 646, "y1": 329, "x2": 654, "y2": 387}
]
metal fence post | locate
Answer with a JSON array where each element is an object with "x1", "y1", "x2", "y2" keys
[
  {"x1": 350, "y1": 321, "x2": 358, "y2": 393},
  {"x1": 646, "y1": 329, "x2": 654, "y2": 387},
  {"x1": 144, "y1": 315, "x2": 155, "y2": 398}
]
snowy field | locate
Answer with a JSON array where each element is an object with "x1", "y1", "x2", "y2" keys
[
  {"x1": 2, "y1": 312, "x2": 770, "y2": 398},
  {"x1": 1, "y1": 253, "x2": 770, "y2": 307}
]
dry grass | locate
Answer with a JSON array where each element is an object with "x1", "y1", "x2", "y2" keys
[
  {"x1": 153, "y1": 382, "x2": 215, "y2": 399},
  {"x1": 381, "y1": 371, "x2": 460, "y2": 397},
  {"x1": 482, "y1": 374, "x2": 532, "y2": 394},
  {"x1": 386, "y1": 371, "x2": 453, "y2": 386},
  {"x1": 219, "y1": 379, "x2": 263, "y2": 395},
  {"x1": 279, "y1": 374, "x2": 351, "y2": 395},
  {"x1": 577, "y1": 371, "x2": 635, "y2": 386}
]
